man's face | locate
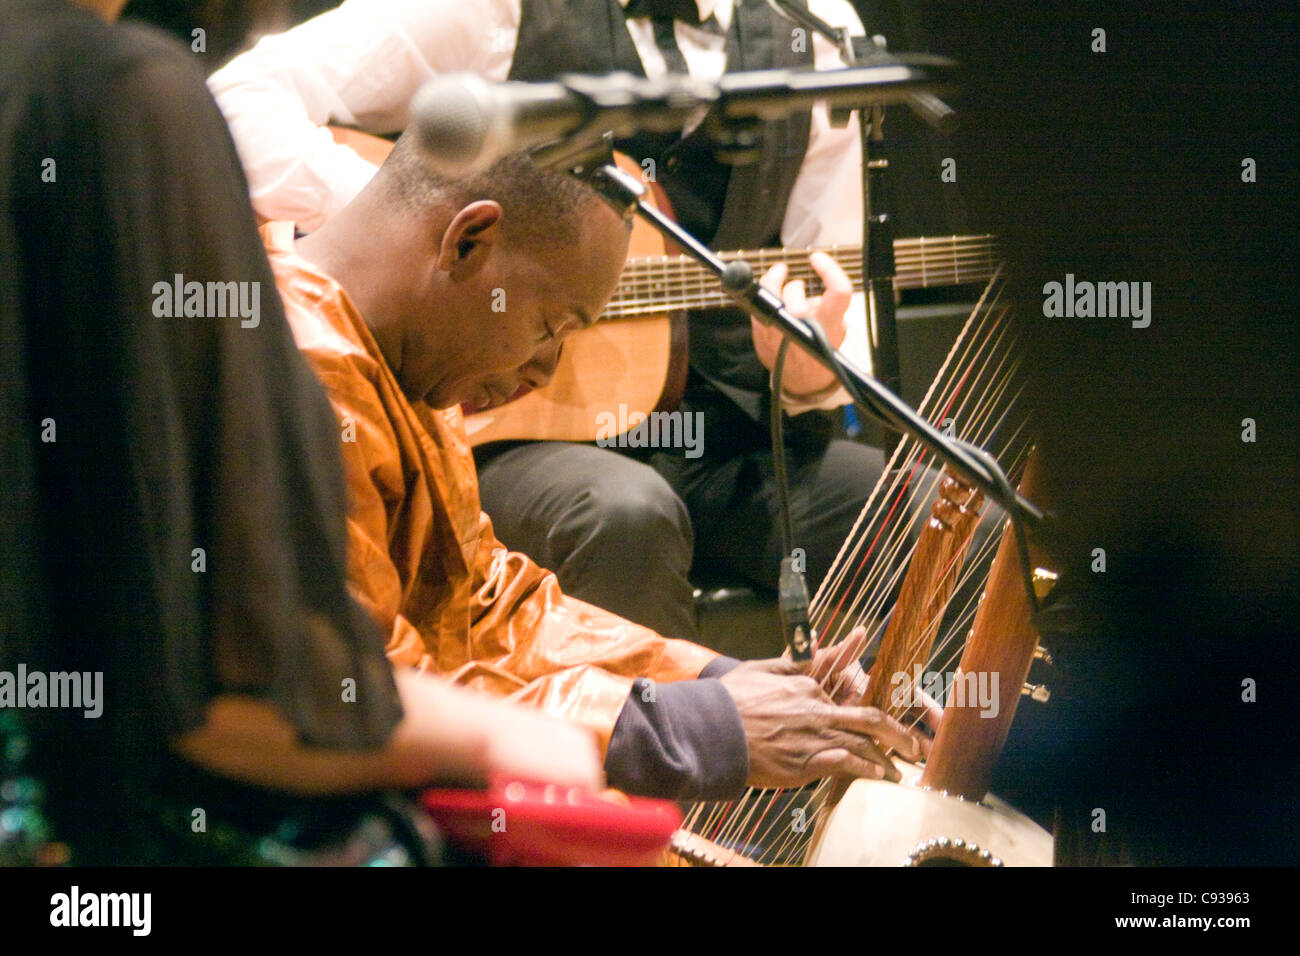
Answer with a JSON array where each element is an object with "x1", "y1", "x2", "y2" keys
[{"x1": 409, "y1": 203, "x2": 631, "y2": 411}]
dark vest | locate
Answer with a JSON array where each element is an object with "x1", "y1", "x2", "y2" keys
[{"x1": 510, "y1": 0, "x2": 816, "y2": 424}]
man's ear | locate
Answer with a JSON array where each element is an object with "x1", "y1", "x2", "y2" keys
[{"x1": 437, "y1": 200, "x2": 504, "y2": 277}]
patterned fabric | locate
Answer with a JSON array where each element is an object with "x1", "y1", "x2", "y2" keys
[
  {"x1": 0, "y1": 712, "x2": 65, "y2": 866},
  {"x1": 1, "y1": 709, "x2": 442, "y2": 866}
]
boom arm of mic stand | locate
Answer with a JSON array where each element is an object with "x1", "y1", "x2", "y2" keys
[{"x1": 583, "y1": 161, "x2": 1046, "y2": 533}]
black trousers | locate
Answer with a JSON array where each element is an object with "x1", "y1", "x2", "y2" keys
[{"x1": 475, "y1": 400, "x2": 910, "y2": 644}]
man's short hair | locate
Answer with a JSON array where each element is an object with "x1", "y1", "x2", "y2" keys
[{"x1": 378, "y1": 131, "x2": 603, "y2": 248}]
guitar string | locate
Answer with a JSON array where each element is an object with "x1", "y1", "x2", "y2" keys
[
  {"x1": 696, "y1": 283, "x2": 1019, "y2": 858},
  {"x1": 609, "y1": 235, "x2": 1001, "y2": 284},
  {"x1": 756, "y1": 348, "x2": 1031, "y2": 863},
  {"x1": 611, "y1": 235, "x2": 1000, "y2": 274},
  {"x1": 613, "y1": 236, "x2": 1001, "y2": 272},
  {"x1": 609, "y1": 249, "x2": 1002, "y2": 284},
  {"x1": 754, "y1": 426, "x2": 1030, "y2": 866},
  {"x1": 609, "y1": 250, "x2": 1002, "y2": 288},
  {"x1": 675, "y1": 276, "x2": 1013, "y2": 861},
  {"x1": 604, "y1": 275, "x2": 1000, "y2": 317},
  {"x1": 735, "y1": 352, "x2": 1026, "y2": 862},
  {"x1": 602, "y1": 239, "x2": 1001, "y2": 315},
  {"x1": 604, "y1": 252, "x2": 1003, "y2": 314}
]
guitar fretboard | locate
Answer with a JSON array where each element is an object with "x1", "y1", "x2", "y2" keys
[{"x1": 603, "y1": 234, "x2": 999, "y2": 320}]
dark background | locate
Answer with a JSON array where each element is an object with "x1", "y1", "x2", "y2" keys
[{"x1": 916, "y1": 0, "x2": 1299, "y2": 864}]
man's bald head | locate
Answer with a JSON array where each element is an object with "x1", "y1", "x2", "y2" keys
[
  {"x1": 374, "y1": 130, "x2": 607, "y2": 248},
  {"x1": 296, "y1": 127, "x2": 632, "y2": 413}
]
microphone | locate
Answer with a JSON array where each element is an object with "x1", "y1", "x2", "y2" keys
[
  {"x1": 408, "y1": 74, "x2": 588, "y2": 175},
  {"x1": 409, "y1": 63, "x2": 955, "y2": 174},
  {"x1": 409, "y1": 72, "x2": 715, "y2": 175}
]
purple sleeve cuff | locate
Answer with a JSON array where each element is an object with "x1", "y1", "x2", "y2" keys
[
  {"x1": 604, "y1": 671, "x2": 748, "y2": 801},
  {"x1": 699, "y1": 655, "x2": 742, "y2": 679}
]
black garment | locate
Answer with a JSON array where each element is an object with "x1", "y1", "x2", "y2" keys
[
  {"x1": 0, "y1": 1, "x2": 401, "y2": 863},
  {"x1": 624, "y1": 0, "x2": 715, "y2": 25},
  {"x1": 477, "y1": 441, "x2": 699, "y2": 640},
  {"x1": 648, "y1": 409, "x2": 890, "y2": 593}
]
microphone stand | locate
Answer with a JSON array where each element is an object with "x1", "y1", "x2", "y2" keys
[
  {"x1": 581, "y1": 161, "x2": 1047, "y2": 558},
  {"x1": 855, "y1": 41, "x2": 903, "y2": 458},
  {"x1": 766, "y1": 2, "x2": 952, "y2": 458},
  {"x1": 754, "y1": 6, "x2": 963, "y2": 655},
  {"x1": 540, "y1": 53, "x2": 1013, "y2": 656}
]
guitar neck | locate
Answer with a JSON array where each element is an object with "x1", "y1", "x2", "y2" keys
[{"x1": 604, "y1": 234, "x2": 1000, "y2": 319}]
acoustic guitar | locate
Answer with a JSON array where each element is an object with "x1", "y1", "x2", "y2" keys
[{"x1": 327, "y1": 127, "x2": 1000, "y2": 445}]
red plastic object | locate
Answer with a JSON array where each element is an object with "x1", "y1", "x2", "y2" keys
[{"x1": 420, "y1": 777, "x2": 681, "y2": 867}]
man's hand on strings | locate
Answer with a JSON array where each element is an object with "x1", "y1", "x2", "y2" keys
[
  {"x1": 789, "y1": 625, "x2": 871, "y2": 706},
  {"x1": 750, "y1": 251, "x2": 853, "y2": 399},
  {"x1": 895, "y1": 681, "x2": 945, "y2": 737},
  {"x1": 784, "y1": 627, "x2": 945, "y2": 735},
  {"x1": 718, "y1": 629, "x2": 929, "y2": 791}
]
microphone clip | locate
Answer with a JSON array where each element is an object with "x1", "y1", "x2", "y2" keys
[{"x1": 778, "y1": 556, "x2": 813, "y2": 662}]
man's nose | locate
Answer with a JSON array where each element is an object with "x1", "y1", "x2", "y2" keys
[{"x1": 522, "y1": 340, "x2": 562, "y2": 389}]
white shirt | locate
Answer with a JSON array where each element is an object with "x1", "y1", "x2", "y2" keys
[{"x1": 209, "y1": 0, "x2": 870, "y2": 406}]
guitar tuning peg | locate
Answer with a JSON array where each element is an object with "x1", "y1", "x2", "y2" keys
[
  {"x1": 1021, "y1": 682, "x2": 1051, "y2": 703},
  {"x1": 1033, "y1": 644, "x2": 1054, "y2": 666},
  {"x1": 1032, "y1": 567, "x2": 1059, "y2": 600}
]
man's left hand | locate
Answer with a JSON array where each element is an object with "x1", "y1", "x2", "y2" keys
[{"x1": 751, "y1": 251, "x2": 853, "y2": 398}]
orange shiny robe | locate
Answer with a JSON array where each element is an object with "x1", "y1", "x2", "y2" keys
[{"x1": 263, "y1": 223, "x2": 717, "y2": 751}]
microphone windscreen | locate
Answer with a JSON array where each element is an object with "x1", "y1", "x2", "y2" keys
[{"x1": 409, "y1": 75, "x2": 494, "y2": 173}]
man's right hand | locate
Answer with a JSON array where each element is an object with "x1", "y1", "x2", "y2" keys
[{"x1": 718, "y1": 656, "x2": 927, "y2": 790}]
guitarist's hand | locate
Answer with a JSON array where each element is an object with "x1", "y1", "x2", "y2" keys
[
  {"x1": 751, "y1": 251, "x2": 853, "y2": 398},
  {"x1": 718, "y1": 656, "x2": 926, "y2": 790}
]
